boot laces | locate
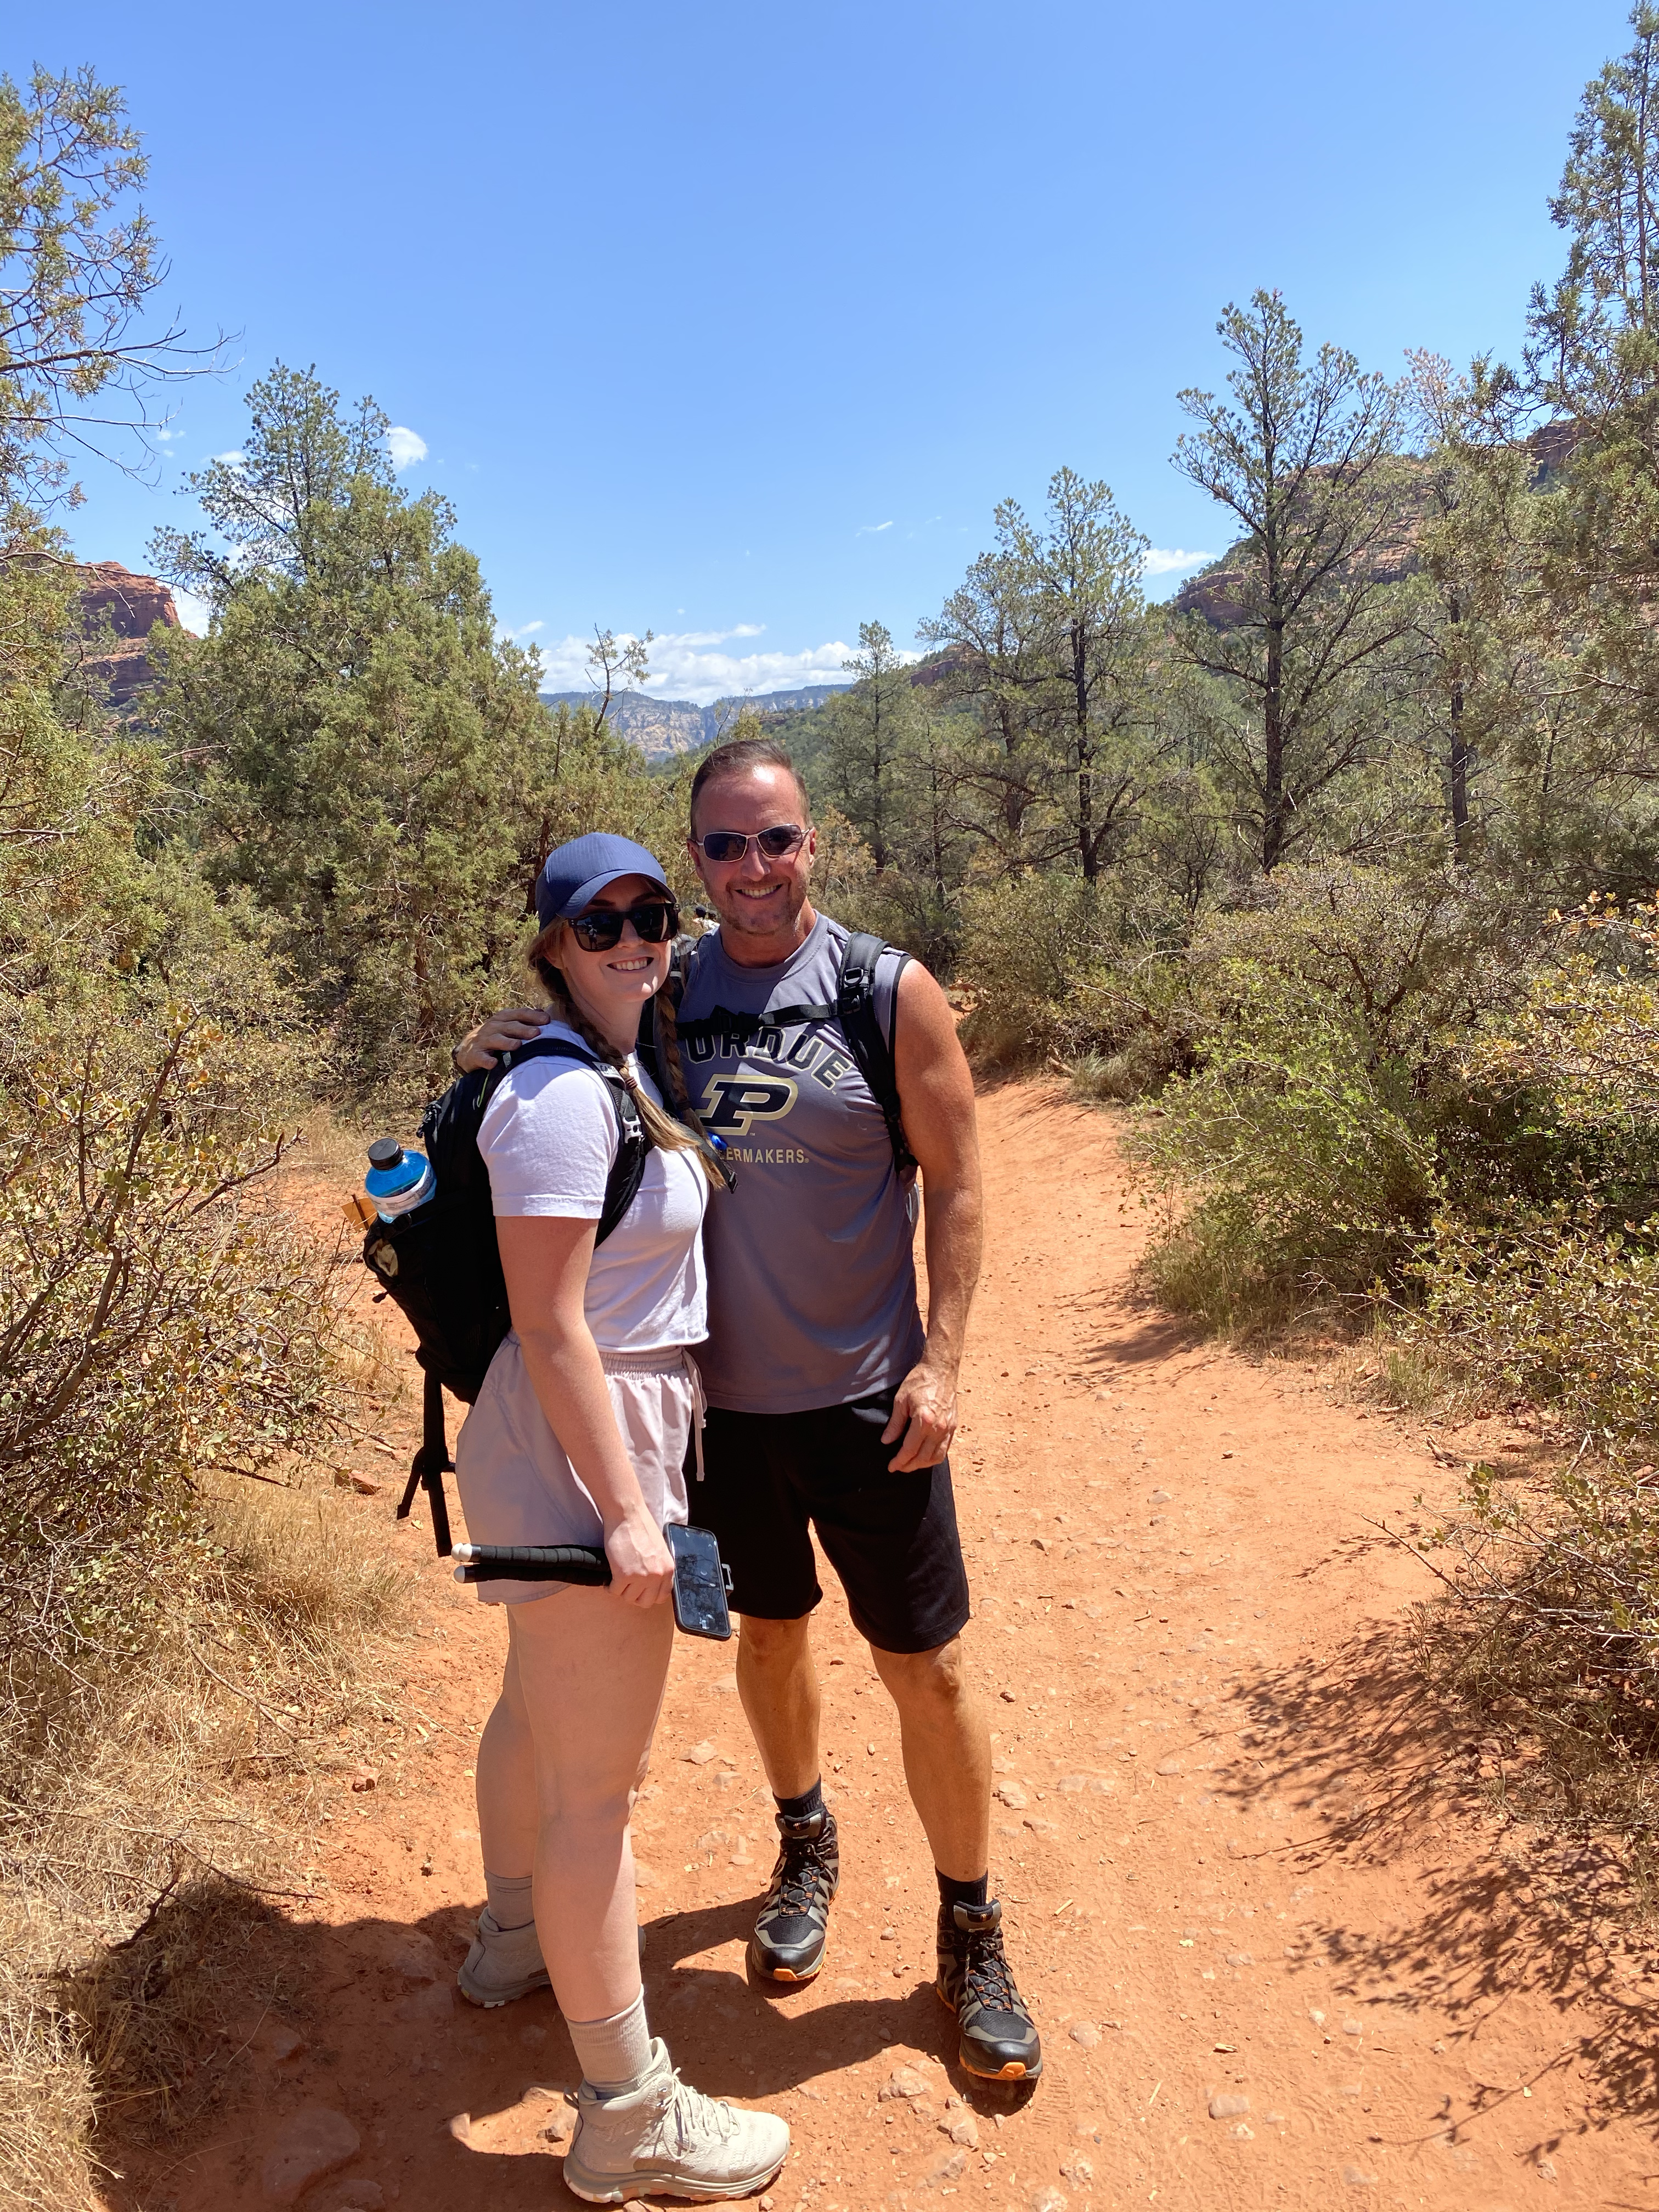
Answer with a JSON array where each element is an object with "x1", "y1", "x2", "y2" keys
[
  {"x1": 962, "y1": 1927, "x2": 1019, "y2": 2017},
  {"x1": 772, "y1": 1830, "x2": 831, "y2": 1917},
  {"x1": 665, "y1": 2067, "x2": 739, "y2": 2150}
]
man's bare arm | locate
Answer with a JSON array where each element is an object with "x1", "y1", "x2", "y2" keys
[
  {"x1": 454, "y1": 1006, "x2": 546, "y2": 1071},
  {"x1": 882, "y1": 961, "x2": 983, "y2": 1474}
]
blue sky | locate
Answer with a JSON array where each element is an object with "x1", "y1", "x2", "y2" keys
[{"x1": 13, "y1": 1, "x2": 1629, "y2": 703}]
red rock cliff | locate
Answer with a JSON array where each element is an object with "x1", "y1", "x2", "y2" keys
[{"x1": 75, "y1": 560, "x2": 183, "y2": 708}]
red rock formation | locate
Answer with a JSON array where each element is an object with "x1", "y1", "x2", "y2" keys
[
  {"x1": 1174, "y1": 425, "x2": 1577, "y2": 633},
  {"x1": 75, "y1": 560, "x2": 184, "y2": 708}
]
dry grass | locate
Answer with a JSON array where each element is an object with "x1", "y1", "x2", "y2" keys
[
  {"x1": 0, "y1": 1472, "x2": 412, "y2": 2206},
  {"x1": 269, "y1": 1108, "x2": 410, "y2": 1416},
  {"x1": 0, "y1": 1935, "x2": 97, "y2": 2212},
  {"x1": 1324, "y1": 1329, "x2": 1485, "y2": 1421},
  {"x1": 1064, "y1": 1041, "x2": 1171, "y2": 1105},
  {"x1": 1404, "y1": 1453, "x2": 1659, "y2": 1882}
]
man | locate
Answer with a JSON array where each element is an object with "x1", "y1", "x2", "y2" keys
[{"x1": 459, "y1": 737, "x2": 1039, "y2": 2083}]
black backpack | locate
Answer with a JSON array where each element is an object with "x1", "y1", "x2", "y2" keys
[
  {"x1": 640, "y1": 928, "x2": 916, "y2": 1174},
  {"x1": 362, "y1": 1039, "x2": 648, "y2": 1555}
]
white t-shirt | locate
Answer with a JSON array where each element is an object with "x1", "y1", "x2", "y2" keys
[{"x1": 477, "y1": 1019, "x2": 708, "y2": 1353}]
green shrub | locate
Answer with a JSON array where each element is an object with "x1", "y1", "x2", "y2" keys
[
  {"x1": 955, "y1": 868, "x2": 1192, "y2": 1080},
  {"x1": 1134, "y1": 997, "x2": 1442, "y2": 1326},
  {"x1": 0, "y1": 1000, "x2": 343, "y2": 1715},
  {"x1": 1126, "y1": 864, "x2": 1519, "y2": 1324},
  {"x1": 1415, "y1": 1203, "x2": 1659, "y2": 1454},
  {"x1": 1405, "y1": 898, "x2": 1659, "y2": 1440}
]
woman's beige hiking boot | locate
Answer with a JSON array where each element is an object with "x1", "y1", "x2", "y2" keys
[
  {"x1": 561, "y1": 2038, "x2": 789, "y2": 2204},
  {"x1": 458, "y1": 1913, "x2": 647, "y2": 2008},
  {"x1": 456, "y1": 1909, "x2": 550, "y2": 2007}
]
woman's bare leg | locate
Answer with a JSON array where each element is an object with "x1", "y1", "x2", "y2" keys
[
  {"x1": 507, "y1": 1583, "x2": 674, "y2": 2023},
  {"x1": 475, "y1": 1638, "x2": 537, "y2": 1881}
]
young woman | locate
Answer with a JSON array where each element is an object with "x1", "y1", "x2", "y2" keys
[{"x1": 453, "y1": 830, "x2": 788, "y2": 2204}]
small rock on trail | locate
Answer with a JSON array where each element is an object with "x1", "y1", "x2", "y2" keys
[
  {"x1": 261, "y1": 2108, "x2": 360, "y2": 2204},
  {"x1": 878, "y1": 2064, "x2": 929, "y2": 2101}
]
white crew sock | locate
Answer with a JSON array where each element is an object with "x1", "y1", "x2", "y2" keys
[
  {"x1": 483, "y1": 1867, "x2": 535, "y2": 1932},
  {"x1": 568, "y1": 1989, "x2": 652, "y2": 2095}
]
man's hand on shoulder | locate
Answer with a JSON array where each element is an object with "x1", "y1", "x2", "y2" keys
[{"x1": 454, "y1": 1006, "x2": 546, "y2": 1074}]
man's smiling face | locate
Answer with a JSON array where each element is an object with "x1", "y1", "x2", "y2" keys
[{"x1": 688, "y1": 763, "x2": 818, "y2": 955}]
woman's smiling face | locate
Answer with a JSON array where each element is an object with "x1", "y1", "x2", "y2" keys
[{"x1": 558, "y1": 872, "x2": 673, "y2": 1036}]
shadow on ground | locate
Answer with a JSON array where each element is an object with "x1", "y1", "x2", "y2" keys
[
  {"x1": 100, "y1": 1875, "x2": 1027, "y2": 2211},
  {"x1": 1184, "y1": 1619, "x2": 1659, "y2": 2162}
]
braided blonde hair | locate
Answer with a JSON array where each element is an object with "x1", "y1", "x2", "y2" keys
[{"x1": 531, "y1": 921, "x2": 727, "y2": 1191}]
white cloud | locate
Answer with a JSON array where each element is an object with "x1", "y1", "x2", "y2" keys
[
  {"x1": 172, "y1": 586, "x2": 212, "y2": 636},
  {"x1": 532, "y1": 625, "x2": 862, "y2": 707},
  {"x1": 155, "y1": 424, "x2": 184, "y2": 444},
  {"x1": 1143, "y1": 547, "x2": 1212, "y2": 576},
  {"x1": 210, "y1": 449, "x2": 245, "y2": 466},
  {"x1": 856, "y1": 520, "x2": 894, "y2": 535},
  {"x1": 386, "y1": 425, "x2": 427, "y2": 472}
]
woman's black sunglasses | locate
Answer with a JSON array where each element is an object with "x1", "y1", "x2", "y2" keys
[
  {"x1": 570, "y1": 899, "x2": 679, "y2": 952},
  {"x1": 691, "y1": 823, "x2": 806, "y2": 864}
]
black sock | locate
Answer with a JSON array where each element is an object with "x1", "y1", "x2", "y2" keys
[
  {"x1": 775, "y1": 1778, "x2": 824, "y2": 1822},
  {"x1": 936, "y1": 1869, "x2": 990, "y2": 1912}
]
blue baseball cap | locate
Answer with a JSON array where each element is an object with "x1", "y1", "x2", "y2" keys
[{"x1": 534, "y1": 832, "x2": 673, "y2": 930}]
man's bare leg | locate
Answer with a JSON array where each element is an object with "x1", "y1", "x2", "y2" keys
[
  {"x1": 735, "y1": 1612, "x2": 822, "y2": 1797},
  {"x1": 869, "y1": 1636, "x2": 991, "y2": 1880},
  {"x1": 874, "y1": 1635, "x2": 1039, "y2": 2080},
  {"x1": 735, "y1": 1617, "x2": 990, "y2": 1869}
]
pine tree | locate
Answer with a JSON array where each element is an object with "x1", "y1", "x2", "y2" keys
[
  {"x1": 1520, "y1": 3, "x2": 1659, "y2": 795},
  {"x1": 825, "y1": 619, "x2": 912, "y2": 871},
  {"x1": 151, "y1": 366, "x2": 625, "y2": 1094},
  {"x1": 926, "y1": 469, "x2": 1162, "y2": 881},
  {"x1": 1172, "y1": 291, "x2": 1408, "y2": 872}
]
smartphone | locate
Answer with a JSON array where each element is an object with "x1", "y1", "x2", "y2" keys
[{"x1": 668, "y1": 1523, "x2": 733, "y2": 1641}]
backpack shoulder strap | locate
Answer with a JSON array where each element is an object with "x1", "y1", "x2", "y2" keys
[
  {"x1": 487, "y1": 1037, "x2": 650, "y2": 1247},
  {"x1": 837, "y1": 931, "x2": 916, "y2": 1175},
  {"x1": 595, "y1": 1076, "x2": 648, "y2": 1244}
]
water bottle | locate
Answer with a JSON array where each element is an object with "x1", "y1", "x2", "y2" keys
[{"x1": 365, "y1": 1138, "x2": 435, "y2": 1221}]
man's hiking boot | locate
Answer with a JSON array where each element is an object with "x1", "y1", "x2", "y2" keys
[
  {"x1": 748, "y1": 1805, "x2": 839, "y2": 1982},
  {"x1": 936, "y1": 1897, "x2": 1042, "y2": 2081},
  {"x1": 561, "y1": 2036, "x2": 789, "y2": 2204},
  {"x1": 457, "y1": 1907, "x2": 550, "y2": 2008}
]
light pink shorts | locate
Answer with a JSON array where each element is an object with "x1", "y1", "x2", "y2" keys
[{"x1": 454, "y1": 1335, "x2": 705, "y2": 1605}]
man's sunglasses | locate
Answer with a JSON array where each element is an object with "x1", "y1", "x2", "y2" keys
[
  {"x1": 691, "y1": 823, "x2": 807, "y2": 864},
  {"x1": 569, "y1": 899, "x2": 679, "y2": 952}
]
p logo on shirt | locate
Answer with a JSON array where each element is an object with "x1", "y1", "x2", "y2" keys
[{"x1": 701, "y1": 1075, "x2": 799, "y2": 1135}]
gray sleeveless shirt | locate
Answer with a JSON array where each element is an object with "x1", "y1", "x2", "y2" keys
[{"x1": 673, "y1": 912, "x2": 924, "y2": 1415}]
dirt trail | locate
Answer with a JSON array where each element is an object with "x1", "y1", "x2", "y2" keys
[{"x1": 121, "y1": 1082, "x2": 1659, "y2": 2211}]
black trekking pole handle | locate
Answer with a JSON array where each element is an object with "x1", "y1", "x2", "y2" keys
[
  {"x1": 450, "y1": 1529, "x2": 734, "y2": 1640},
  {"x1": 451, "y1": 1542, "x2": 612, "y2": 1585}
]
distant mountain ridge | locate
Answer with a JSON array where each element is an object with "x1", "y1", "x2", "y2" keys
[{"x1": 539, "y1": 682, "x2": 851, "y2": 761}]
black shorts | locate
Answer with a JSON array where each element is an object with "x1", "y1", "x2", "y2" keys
[{"x1": 693, "y1": 1391, "x2": 972, "y2": 1656}]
